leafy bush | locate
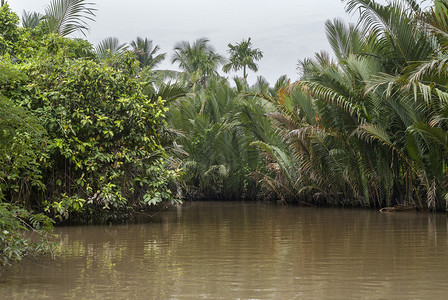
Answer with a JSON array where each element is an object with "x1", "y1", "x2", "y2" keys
[
  {"x1": 2, "y1": 55, "x2": 176, "y2": 220},
  {"x1": 0, "y1": 5, "x2": 178, "y2": 222}
]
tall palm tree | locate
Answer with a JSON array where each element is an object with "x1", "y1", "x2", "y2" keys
[
  {"x1": 223, "y1": 37, "x2": 263, "y2": 82},
  {"x1": 130, "y1": 37, "x2": 166, "y2": 69},
  {"x1": 171, "y1": 38, "x2": 224, "y2": 88}
]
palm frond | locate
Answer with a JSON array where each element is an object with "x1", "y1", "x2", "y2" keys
[{"x1": 44, "y1": 0, "x2": 96, "y2": 37}]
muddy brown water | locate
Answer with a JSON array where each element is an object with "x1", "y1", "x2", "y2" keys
[{"x1": 1, "y1": 202, "x2": 448, "y2": 299}]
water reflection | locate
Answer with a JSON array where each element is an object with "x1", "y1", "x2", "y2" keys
[{"x1": 1, "y1": 202, "x2": 448, "y2": 299}]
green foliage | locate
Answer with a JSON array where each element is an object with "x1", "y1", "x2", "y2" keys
[
  {"x1": 0, "y1": 58, "x2": 46, "y2": 203},
  {"x1": 0, "y1": 4, "x2": 20, "y2": 55},
  {"x1": 0, "y1": 203, "x2": 55, "y2": 265},
  {"x1": 95, "y1": 36, "x2": 128, "y2": 61},
  {"x1": 171, "y1": 38, "x2": 224, "y2": 88},
  {"x1": 43, "y1": 0, "x2": 96, "y2": 37},
  {"x1": 130, "y1": 36, "x2": 166, "y2": 69},
  {"x1": 27, "y1": 58, "x2": 171, "y2": 218},
  {"x1": 249, "y1": 0, "x2": 448, "y2": 210},
  {"x1": 0, "y1": 23, "x2": 177, "y2": 221},
  {"x1": 0, "y1": 26, "x2": 55, "y2": 262},
  {"x1": 0, "y1": 95, "x2": 46, "y2": 204},
  {"x1": 21, "y1": 11, "x2": 44, "y2": 29},
  {"x1": 14, "y1": 30, "x2": 96, "y2": 61},
  {"x1": 168, "y1": 77, "x2": 275, "y2": 200}
]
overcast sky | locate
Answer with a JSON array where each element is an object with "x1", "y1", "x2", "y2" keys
[{"x1": 9, "y1": 0, "x2": 351, "y2": 84}]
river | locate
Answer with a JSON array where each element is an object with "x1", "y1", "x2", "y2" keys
[{"x1": 1, "y1": 202, "x2": 448, "y2": 299}]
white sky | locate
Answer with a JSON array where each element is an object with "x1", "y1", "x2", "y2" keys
[{"x1": 8, "y1": 0, "x2": 351, "y2": 84}]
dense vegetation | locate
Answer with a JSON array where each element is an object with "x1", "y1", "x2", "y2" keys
[
  {"x1": 0, "y1": 1, "x2": 177, "y2": 264},
  {"x1": 2, "y1": 0, "x2": 448, "y2": 264},
  {"x1": 169, "y1": 0, "x2": 448, "y2": 212},
  {"x1": 259, "y1": 0, "x2": 448, "y2": 210}
]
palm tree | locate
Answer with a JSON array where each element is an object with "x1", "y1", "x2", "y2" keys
[
  {"x1": 21, "y1": 11, "x2": 44, "y2": 29},
  {"x1": 95, "y1": 37, "x2": 127, "y2": 60},
  {"x1": 167, "y1": 76, "x2": 273, "y2": 200},
  {"x1": 171, "y1": 38, "x2": 224, "y2": 88},
  {"x1": 130, "y1": 37, "x2": 166, "y2": 70},
  {"x1": 223, "y1": 37, "x2": 263, "y2": 82}
]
